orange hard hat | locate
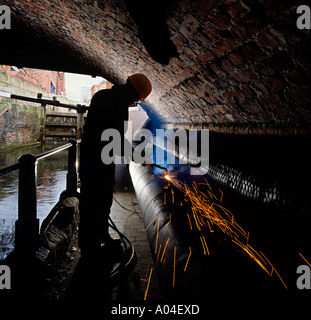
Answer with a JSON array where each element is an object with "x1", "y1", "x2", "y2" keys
[{"x1": 128, "y1": 74, "x2": 152, "y2": 103}]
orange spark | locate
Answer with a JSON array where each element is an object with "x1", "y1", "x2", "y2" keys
[
  {"x1": 161, "y1": 237, "x2": 170, "y2": 262},
  {"x1": 200, "y1": 235, "x2": 209, "y2": 255},
  {"x1": 156, "y1": 244, "x2": 162, "y2": 267},
  {"x1": 219, "y1": 189, "x2": 223, "y2": 202},
  {"x1": 192, "y1": 211, "x2": 202, "y2": 231},
  {"x1": 161, "y1": 171, "x2": 287, "y2": 289},
  {"x1": 184, "y1": 247, "x2": 192, "y2": 272},
  {"x1": 165, "y1": 213, "x2": 172, "y2": 228},
  {"x1": 200, "y1": 236, "x2": 206, "y2": 255},
  {"x1": 260, "y1": 251, "x2": 288, "y2": 289},
  {"x1": 187, "y1": 213, "x2": 193, "y2": 230},
  {"x1": 145, "y1": 215, "x2": 159, "y2": 231},
  {"x1": 141, "y1": 264, "x2": 150, "y2": 281},
  {"x1": 202, "y1": 234, "x2": 210, "y2": 255},
  {"x1": 299, "y1": 252, "x2": 311, "y2": 268},
  {"x1": 144, "y1": 267, "x2": 153, "y2": 300},
  {"x1": 141, "y1": 264, "x2": 150, "y2": 294}
]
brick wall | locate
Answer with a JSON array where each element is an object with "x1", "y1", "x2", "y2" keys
[
  {"x1": 0, "y1": 99, "x2": 44, "y2": 149},
  {"x1": 0, "y1": 66, "x2": 66, "y2": 96},
  {"x1": 0, "y1": 71, "x2": 78, "y2": 149},
  {"x1": 2, "y1": 0, "x2": 311, "y2": 132}
]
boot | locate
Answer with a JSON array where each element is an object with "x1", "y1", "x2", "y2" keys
[
  {"x1": 101, "y1": 223, "x2": 121, "y2": 246},
  {"x1": 102, "y1": 234, "x2": 122, "y2": 246}
]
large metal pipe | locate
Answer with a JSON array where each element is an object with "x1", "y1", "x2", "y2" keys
[{"x1": 129, "y1": 162, "x2": 287, "y2": 299}]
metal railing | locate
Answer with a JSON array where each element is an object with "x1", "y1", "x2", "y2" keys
[
  {"x1": 1, "y1": 92, "x2": 89, "y2": 112},
  {"x1": 0, "y1": 139, "x2": 80, "y2": 253},
  {"x1": 0, "y1": 92, "x2": 89, "y2": 140}
]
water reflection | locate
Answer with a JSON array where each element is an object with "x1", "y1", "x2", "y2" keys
[{"x1": 0, "y1": 142, "x2": 70, "y2": 260}]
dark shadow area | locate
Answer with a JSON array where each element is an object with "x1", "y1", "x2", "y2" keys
[
  {"x1": 209, "y1": 132, "x2": 311, "y2": 214},
  {"x1": 65, "y1": 243, "x2": 136, "y2": 302},
  {"x1": 0, "y1": 25, "x2": 97, "y2": 76},
  {"x1": 123, "y1": 0, "x2": 179, "y2": 65}
]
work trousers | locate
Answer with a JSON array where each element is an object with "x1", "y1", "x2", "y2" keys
[{"x1": 78, "y1": 164, "x2": 115, "y2": 251}]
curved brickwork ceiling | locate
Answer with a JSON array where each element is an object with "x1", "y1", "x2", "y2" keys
[{"x1": 1, "y1": 0, "x2": 311, "y2": 131}]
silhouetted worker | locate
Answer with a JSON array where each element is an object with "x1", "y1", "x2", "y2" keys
[{"x1": 79, "y1": 74, "x2": 152, "y2": 255}]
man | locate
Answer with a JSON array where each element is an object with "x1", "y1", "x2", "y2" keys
[{"x1": 79, "y1": 74, "x2": 152, "y2": 254}]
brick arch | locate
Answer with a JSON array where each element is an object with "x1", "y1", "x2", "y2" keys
[{"x1": 1, "y1": 0, "x2": 310, "y2": 132}]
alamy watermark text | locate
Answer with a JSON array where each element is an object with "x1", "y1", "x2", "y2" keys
[
  {"x1": 0, "y1": 5, "x2": 11, "y2": 30},
  {"x1": 0, "y1": 265, "x2": 11, "y2": 290},
  {"x1": 297, "y1": 5, "x2": 311, "y2": 29},
  {"x1": 100, "y1": 121, "x2": 209, "y2": 175}
]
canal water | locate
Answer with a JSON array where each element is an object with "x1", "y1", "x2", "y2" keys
[
  {"x1": 0, "y1": 109, "x2": 149, "y2": 261},
  {"x1": 0, "y1": 142, "x2": 70, "y2": 260}
]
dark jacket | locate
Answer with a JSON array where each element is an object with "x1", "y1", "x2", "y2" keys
[{"x1": 80, "y1": 86, "x2": 129, "y2": 180}]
